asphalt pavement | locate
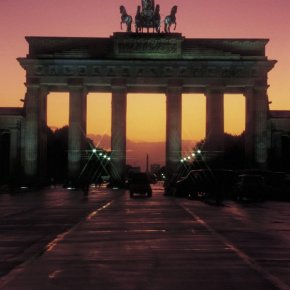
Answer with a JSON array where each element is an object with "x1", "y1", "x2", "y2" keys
[{"x1": 0, "y1": 184, "x2": 290, "y2": 290}]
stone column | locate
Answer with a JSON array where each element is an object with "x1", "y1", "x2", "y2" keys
[
  {"x1": 111, "y1": 85, "x2": 127, "y2": 184},
  {"x1": 244, "y1": 88, "x2": 254, "y2": 167},
  {"x1": 24, "y1": 85, "x2": 38, "y2": 179},
  {"x1": 205, "y1": 88, "x2": 224, "y2": 152},
  {"x1": 68, "y1": 86, "x2": 87, "y2": 180},
  {"x1": 9, "y1": 128, "x2": 19, "y2": 178},
  {"x1": 245, "y1": 87, "x2": 269, "y2": 169},
  {"x1": 38, "y1": 87, "x2": 48, "y2": 182},
  {"x1": 24, "y1": 84, "x2": 48, "y2": 182},
  {"x1": 271, "y1": 132, "x2": 282, "y2": 168},
  {"x1": 166, "y1": 86, "x2": 182, "y2": 172}
]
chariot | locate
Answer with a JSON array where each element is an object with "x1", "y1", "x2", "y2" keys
[
  {"x1": 135, "y1": 0, "x2": 160, "y2": 33},
  {"x1": 120, "y1": 0, "x2": 177, "y2": 33}
]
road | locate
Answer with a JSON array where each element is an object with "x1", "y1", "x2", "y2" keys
[{"x1": 0, "y1": 184, "x2": 290, "y2": 289}]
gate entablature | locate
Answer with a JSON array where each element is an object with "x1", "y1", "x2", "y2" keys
[{"x1": 19, "y1": 34, "x2": 275, "y2": 93}]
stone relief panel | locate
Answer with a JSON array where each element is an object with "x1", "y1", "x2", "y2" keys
[
  {"x1": 117, "y1": 39, "x2": 178, "y2": 54},
  {"x1": 28, "y1": 63, "x2": 267, "y2": 80},
  {"x1": 113, "y1": 34, "x2": 183, "y2": 59},
  {"x1": 63, "y1": 66, "x2": 74, "y2": 75}
]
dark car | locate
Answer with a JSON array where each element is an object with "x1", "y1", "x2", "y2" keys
[
  {"x1": 234, "y1": 174, "x2": 265, "y2": 201},
  {"x1": 175, "y1": 169, "x2": 235, "y2": 202},
  {"x1": 175, "y1": 170, "x2": 203, "y2": 198},
  {"x1": 264, "y1": 172, "x2": 290, "y2": 201},
  {"x1": 128, "y1": 173, "x2": 152, "y2": 198}
]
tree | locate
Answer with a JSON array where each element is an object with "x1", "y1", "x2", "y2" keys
[
  {"x1": 47, "y1": 126, "x2": 68, "y2": 183},
  {"x1": 189, "y1": 133, "x2": 245, "y2": 170},
  {"x1": 47, "y1": 126, "x2": 111, "y2": 185}
]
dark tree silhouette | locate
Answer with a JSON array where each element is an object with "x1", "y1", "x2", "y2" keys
[
  {"x1": 47, "y1": 126, "x2": 111, "y2": 186},
  {"x1": 190, "y1": 133, "x2": 245, "y2": 170},
  {"x1": 47, "y1": 126, "x2": 68, "y2": 183}
]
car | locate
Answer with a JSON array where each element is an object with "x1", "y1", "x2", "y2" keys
[
  {"x1": 264, "y1": 172, "x2": 290, "y2": 201},
  {"x1": 128, "y1": 173, "x2": 152, "y2": 198},
  {"x1": 234, "y1": 174, "x2": 266, "y2": 201},
  {"x1": 175, "y1": 169, "x2": 235, "y2": 202},
  {"x1": 175, "y1": 170, "x2": 203, "y2": 198}
]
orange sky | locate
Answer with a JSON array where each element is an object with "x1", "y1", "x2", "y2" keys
[{"x1": 1, "y1": 0, "x2": 289, "y2": 144}]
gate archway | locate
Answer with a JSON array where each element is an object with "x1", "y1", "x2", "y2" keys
[{"x1": 18, "y1": 33, "x2": 276, "y2": 183}]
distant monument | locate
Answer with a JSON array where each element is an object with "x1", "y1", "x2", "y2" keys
[{"x1": 120, "y1": 0, "x2": 177, "y2": 33}]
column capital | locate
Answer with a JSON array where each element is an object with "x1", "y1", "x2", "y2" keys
[
  {"x1": 25, "y1": 83, "x2": 49, "y2": 97},
  {"x1": 243, "y1": 85, "x2": 269, "y2": 95},
  {"x1": 68, "y1": 86, "x2": 88, "y2": 96},
  {"x1": 111, "y1": 85, "x2": 127, "y2": 94},
  {"x1": 166, "y1": 86, "x2": 183, "y2": 95},
  {"x1": 39, "y1": 85, "x2": 49, "y2": 95},
  {"x1": 205, "y1": 86, "x2": 225, "y2": 95},
  {"x1": 111, "y1": 79, "x2": 127, "y2": 91},
  {"x1": 25, "y1": 77, "x2": 40, "y2": 88},
  {"x1": 243, "y1": 86, "x2": 254, "y2": 95},
  {"x1": 253, "y1": 85, "x2": 269, "y2": 94},
  {"x1": 68, "y1": 78, "x2": 83, "y2": 87},
  {"x1": 166, "y1": 79, "x2": 183, "y2": 94},
  {"x1": 67, "y1": 78, "x2": 88, "y2": 93}
]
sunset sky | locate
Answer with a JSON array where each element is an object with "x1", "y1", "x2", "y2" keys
[{"x1": 1, "y1": 0, "x2": 290, "y2": 146}]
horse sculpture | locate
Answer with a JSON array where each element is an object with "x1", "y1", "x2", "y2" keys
[
  {"x1": 164, "y1": 5, "x2": 178, "y2": 33},
  {"x1": 120, "y1": 5, "x2": 132, "y2": 32}
]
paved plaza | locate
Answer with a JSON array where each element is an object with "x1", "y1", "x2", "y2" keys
[{"x1": 0, "y1": 184, "x2": 290, "y2": 290}]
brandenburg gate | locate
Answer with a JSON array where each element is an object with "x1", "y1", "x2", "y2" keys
[{"x1": 18, "y1": 33, "x2": 276, "y2": 183}]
